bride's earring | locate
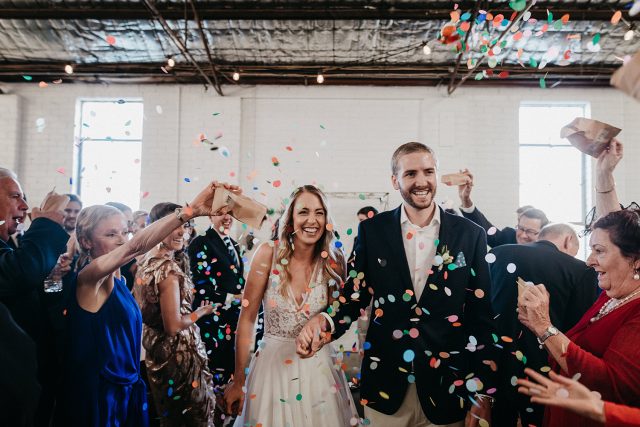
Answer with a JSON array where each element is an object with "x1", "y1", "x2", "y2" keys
[{"x1": 634, "y1": 269, "x2": 640, "y2": 280}]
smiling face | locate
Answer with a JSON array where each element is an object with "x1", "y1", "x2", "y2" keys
[
  {"x1": 291, "y1": 191, "x2": 326, "y2": 247},
  {"x1": 63, "y1": 200, "x2": 82, "y2": 232},
  {"x1": 516, "y1": 216, "x2": 544, "y2": 244},
  {"x1": 83, "y1": 213, "x2": 129, "y2": 258},
  {"x1": 0, "y1": 177, "x2": 28, "y2": 242},
  {"x1": 391, "y1": 151, "x2": 438, "y2": 211},
  {"x1": 587, "y1": 228, "x2": 640, "y2": 298},
  {"x1": 161, "y1": 222, "x2": 191, "y2": 252},
  {"x1": 211, "y1": 213, "x2": 233, "y2": 235}
]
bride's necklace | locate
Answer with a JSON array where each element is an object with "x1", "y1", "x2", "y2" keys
[{"x1": 590, "y1": 288, "x2": 640, "y2": 323}]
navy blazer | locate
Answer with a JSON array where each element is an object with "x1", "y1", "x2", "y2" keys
[
  {"x1": 0, "y1": 218, "x2": 68, "y2": 341},
  {"x1": 330, "y1": 205, "x2": 498, "y2": 423},
  {"x1": 461, "y1": 206, "x2": 516, "y2": 248}
]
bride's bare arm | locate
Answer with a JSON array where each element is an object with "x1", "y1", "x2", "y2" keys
[{"x1": 224, "y1": 243, "x2": 273, "y2": 414}]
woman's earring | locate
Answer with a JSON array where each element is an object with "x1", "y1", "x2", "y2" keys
[{"x1": 634, "y1": 269, "x2": 640, "y2": 280}]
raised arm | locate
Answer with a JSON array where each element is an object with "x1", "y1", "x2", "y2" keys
[
  {"x1": 595, "y1": 139, "x2": 623, "y2": 220},
  {"x1": 78, "y1": 181, "x2": 238, "y2": 288},
  {"x1": 157, "y1": 272, "x2": 214, "y2": 337},
  {"x1": 224, "y1": 242, "x2": 273, "y2": 415}
]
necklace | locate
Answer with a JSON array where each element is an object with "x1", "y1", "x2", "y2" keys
[{"x1": 590, "y1": 288, "x2": 640, "y2": 323}]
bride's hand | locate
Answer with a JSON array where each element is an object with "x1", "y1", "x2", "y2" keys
[
  {"x1": 223, "y1": 380, "x2": 245, "y2": 416},
  {"x1": 187, "y1": 181, "x2": 242, "y2": 218},
  {"x1": 296, "y1": 315, "x2": 329, "y2": 358}
]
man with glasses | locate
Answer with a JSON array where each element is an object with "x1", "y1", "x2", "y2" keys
[{"x1": 456, "y1": 169, "x2": 549, "y2": 247}]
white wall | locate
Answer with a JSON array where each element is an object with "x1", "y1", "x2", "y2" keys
[{"x1": 1, "y1": 83, "x2": 639, "y2": 250}]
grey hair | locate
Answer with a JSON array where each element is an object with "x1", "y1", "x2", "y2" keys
[
  {"x1": 539, "y1": 223, "x2": 577, "y2": 241},
  {"x1": 0, "y1": 167, "x2": 17, "y2": 180}
]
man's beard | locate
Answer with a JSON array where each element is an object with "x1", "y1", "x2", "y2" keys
[{"x1": 399, "y1": 185, "x2": 435, "y2": 210}]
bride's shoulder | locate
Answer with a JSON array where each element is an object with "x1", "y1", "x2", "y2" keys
[{"x1": 251, "y1": 242, "x2": 276, "y2": 265}]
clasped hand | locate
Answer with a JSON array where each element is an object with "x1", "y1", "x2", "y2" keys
[{"x1": 295, "y1": 314, "x2": 331, "y2": 358}]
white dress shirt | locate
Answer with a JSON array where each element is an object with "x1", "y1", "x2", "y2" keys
[{"x1": 400, "y1": 205, "x2": 441, "y2": 301}]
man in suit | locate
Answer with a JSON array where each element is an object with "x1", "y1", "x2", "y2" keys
[
  {"x1": 189, "y1": 213, "x2": 245, "y2": 387},
  {"x1": 297, "y1": 143, "x2": 499, "y2": 427},
  {"x1": 457, "y1": 169, "x2": 549, "y2": 247},
  {"x1": 0, "y1": 167, "x2": 69, "y2": 426},
  {"x1": 489, "y1": 223, "x2": 599, "y2": 427}
]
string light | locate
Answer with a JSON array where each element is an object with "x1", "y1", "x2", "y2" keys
[
  {"x1": 64, "y1": 64, "x2": 73, "y2": 74},
  {"x1": 316, "y1": 73, "x2": 325, "y2": 84},
  {"x1": 232, "y1": 71, "x2": 240, "y2": 81}
]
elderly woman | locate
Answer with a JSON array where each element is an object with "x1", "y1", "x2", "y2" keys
[
  {"x1": 59, "y1": 182, "x2": 237, "y2": 427},
  {"x1": 136, "y1": 202, "x2": 216, "y2": 426},
  {"x1": 518, "y1": 208, "x2": 640, "y2": 427}
]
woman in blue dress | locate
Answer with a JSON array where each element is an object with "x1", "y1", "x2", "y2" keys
[{"x1": 59, "y1": 181, "x2": 238, "y2": 426}]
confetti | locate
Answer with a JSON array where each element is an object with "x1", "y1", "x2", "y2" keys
[
  {"x1": 507, "y1": 263, "x2": 517, "y2": 273},
  {"x1": 55, "y1": 167, "x2": 65, "y2": 175},
  {"x1": 0, "y1": 221, "x2": 4, "y2": 226},
  {"x1": 539, "y1": 77, "x2": 546, "y2": 89},
  {"x1": 22, "y1": 75, "x2": 32, "y2": 81},
  {"x1": 184, "y1": 177, "x2": 191, "y2": 183},
  {"x1": 485, "y1": 253, "x2": 497, "y2": 263},
  {"x1": 273, "y1": 180, "x2": 282, "y2": 188},
  {"x1": 285, "y1": 146, "x2": 293, "y2": 151},
  {"x1": 156, "y1": 105, "x2": 163, "y2": 114},
  {"x1": 106, "y1": 35, "x2": 116, "y2": 45},
  {"x1": 38, "y1": 81, "x2": 48, "y2": 88}
]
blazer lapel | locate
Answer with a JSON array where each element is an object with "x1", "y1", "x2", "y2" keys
[{"x1": 384, "y1": 206, "x2": 414, "y2": 297}]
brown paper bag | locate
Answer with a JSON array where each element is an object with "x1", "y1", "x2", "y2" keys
[
  {"x1": 441, "y1": 173, "x2": 470, "y2": 186},
  {"x1": 40, "y1": 189, "x2": 70, "y2": 213},
  {"x1": 611, "y1": 51, "x2": 640, "y2": 101},
  {"x1": 211, "y1": 188, "x2": 267, "y2": 229},
  {"x1": 560, "y1": 118, "x2": 621, "y2": 158}
]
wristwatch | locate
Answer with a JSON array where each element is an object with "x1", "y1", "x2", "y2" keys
[
  {"x1": 175, "y1": 207, "x2": 187, "y2": 223},
  {"x1": 537, "y1": 325, "x2": 559, "y2": 348}
]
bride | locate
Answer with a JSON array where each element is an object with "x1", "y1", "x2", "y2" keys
[{"x1": 224, "y1": 185, "x2": 359, "y2": 427}]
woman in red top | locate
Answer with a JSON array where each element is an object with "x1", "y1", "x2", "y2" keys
[
  {"x1": 518, "y1": 367, "x2": 640, "y2": 427},
  {"x1": 518, "y1": 208, "x2": 640, "y2": 427}
]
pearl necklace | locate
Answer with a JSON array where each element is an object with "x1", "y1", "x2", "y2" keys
[{"x1": 590, "y1": 288, "x2": 640, "y2": 323}]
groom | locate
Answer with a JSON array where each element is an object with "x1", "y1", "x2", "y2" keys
[{"x1": 297, "y1": 142, "x2": 499, "y2": 426}]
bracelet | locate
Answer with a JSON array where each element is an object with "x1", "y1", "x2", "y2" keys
[
  {"x1": 474, "y1": 393, "x2": 495, "y2": 407},
  {"x1": 174, "y1": 207, "x2": 186, "y2": 223},
  {"x1": 595, "y1": 187, "x2": 614, "y2": 194}
]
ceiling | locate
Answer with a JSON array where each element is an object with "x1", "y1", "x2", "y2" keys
[{"x1": 0, "y1": 0, "x2": 639, "y2": 93}]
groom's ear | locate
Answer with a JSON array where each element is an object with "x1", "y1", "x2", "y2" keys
[{"x1": 391, "y1": 173, "x2": 400, "y2": 190}]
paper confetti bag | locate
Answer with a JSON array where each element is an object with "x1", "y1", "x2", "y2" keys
[
  {"x1": 560, "y1": 118, "x2": 621, "y2": 158},
  {"x1": 211, "y1": 188, "x2": 267, "y2": 229},
  {"x1": 39, "y1": 189, "x2": 70, "y2": 213},
  {"x1": 611, "y1": 50, "x2": 640, "y2": 101},
  {"x1": 441, "y1": 173, "x2": 470, "y2": 186}
]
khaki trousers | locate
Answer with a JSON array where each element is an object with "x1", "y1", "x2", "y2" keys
[{"x1": 364, "y1": 383, "x2": 465, "y2": 427}]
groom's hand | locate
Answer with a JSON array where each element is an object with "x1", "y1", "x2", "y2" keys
[{"x1": 296, "y1": 314, "x2": 329, "y2": 358}]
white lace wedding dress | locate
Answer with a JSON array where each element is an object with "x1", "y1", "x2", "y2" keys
[{"x1": 234, "y1": 259, "x2": 359, "y2": 427}]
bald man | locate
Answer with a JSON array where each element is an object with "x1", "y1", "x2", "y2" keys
[{"x1": 488, "y1": 223, "x2": 599, "y2": 427}]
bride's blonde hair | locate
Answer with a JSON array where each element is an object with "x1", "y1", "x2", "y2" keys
[{"x1": 275, "y1": 185, "x2": 345, "y2": 298}]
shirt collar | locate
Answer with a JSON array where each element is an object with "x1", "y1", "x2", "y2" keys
[{"x1": 400, "y1": 203, "x2": 441, "y2": 229}]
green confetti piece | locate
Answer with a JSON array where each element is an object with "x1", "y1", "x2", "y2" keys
[
  {"x1": 471, "y1": 268, "x2": 476, "y2": 277},
  {"x1": 358, "y1": 193, "x2": 366, "y2": 200},
  {"x1": 553, "y1": 20, "x2": 563, "y2": 30},
  {"x1": 346, "y1": 228, "x2": 353, "y2": 235},
  {"x1": 547, "y1": 11, "x2": 553, "y2": 23},
  {"x1": 212, "y1": 112, "x2": 221, "y2": 116},
  {"x1": 529, "y1": 57, "x2": 538, "y2": 68},
  {"x1": 475, "y1": 72, "x2": 484, "y2": 81},
  {"x1": 539, "y1": 77, "x2": 546, "y2": 89},
  {"x1": 320, "y1": 124, "x2": 326, "y2": 129},
  {"x1": 509, "y1": 0, "x2": 526, "y2": 12},
  {"x1": 296, "y1": 393, "x2": 302, "y2": 401},
  {"x1": 22, "y1": 75, "x2": 33, "y2": 81},
  {"x1": 592, "y1": 33, "x2": 601, "y2": 45}
]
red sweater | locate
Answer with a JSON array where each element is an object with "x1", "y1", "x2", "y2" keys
[
  {"x1": 545, "y1": 294, "x2": 640, "y2": 427},
  {"x1": 605, "y1": 402, "x2": 640, "y2": 427}
]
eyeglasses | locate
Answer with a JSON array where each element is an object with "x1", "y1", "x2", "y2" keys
[{"x1": 515, "y1": 225, "x2": 540, "y2": 236}]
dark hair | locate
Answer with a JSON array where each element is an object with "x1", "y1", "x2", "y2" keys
[
  {"x1": 520, "y1": 208, "x2": 550, "y2": 228},
  {"x1": 64, "y1": 194, "x2": 82, "y2": 207},
  {"x1": 149, "y1": 202, "x2": 181, "y2": 223},
  {"x1": 391, "y1": 142, "x2": 437, "y2": 176},
  {"x1": 105, "y1": 201, "x2": 132, "y2": 213},
  {"x1": 593, "y1": 209, "x2": 640, "y2": 260},
  {"x1": 357, "y1": 206, "x2": 379, "y2": 217}
]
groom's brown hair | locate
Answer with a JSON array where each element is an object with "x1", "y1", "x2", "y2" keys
[{"x1": 391, "y1": 142, "x2": 438, "y2": 176}]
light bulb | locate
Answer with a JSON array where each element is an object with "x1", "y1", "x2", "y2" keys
[
  {"x1": 624, "y1": 29, "x2": 635, "y2": 41},
  {"x1": 167, "y1": 58, "x2": 175, "y2": 67},
  {"x1": 423, "y1": 45, "x2": 432, "y2": 55},
  {"x1": 316, "y1": 73, "x2": 324, "y2": 84},
  {"x1": 64, "y1": 64, "x2": 73, "y2": 74},
  {"x1": 232, "y1": 71, "x2": 240, "y2": 81}
]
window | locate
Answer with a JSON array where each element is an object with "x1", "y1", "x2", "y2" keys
[
  {"x1": 73, "y1": 100, "x2": 143, "y2": 210},
  {"x1": 519, "y1": 103, "x2": 591, "y2": 258}
]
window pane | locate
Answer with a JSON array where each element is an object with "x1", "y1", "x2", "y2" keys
[
  {"x1": 519, "y1": 146, "x2": 583, "y2": 223},
  {"x1": 80, "y1": 100, "x2": 143, "y2": 141},
  {"x1": 519, "y1": 105, "x2": 586, "y2": 146}
]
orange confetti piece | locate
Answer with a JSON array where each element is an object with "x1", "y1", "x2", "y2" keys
[
  {"x1": 241, "y1": 299, "x2": 250, "y2": 307},
  {"x1": 106, "y1": 35, "x2": 116, "y2": 45},
  {"x1": 611, "y1": 10, "x2": 622, "y2": 25},
  {"x1": 474, "y1": 289, "x2": 485, "y2": 298},
  {"x1": 450, "y1": 11, "x2": 460, "y2": 22},
  {"x1": 326, "y1": 223, "x2": 334, "y2": 231},
  {"x1": 374, "y1": 308, "x2": 384, "y2": 317},
  {"x1": 513, "y1": 31, "x2": 523, "y2": 41},
  {"x1": 501, "y1": 336, "x2": 514, "y2": 343},
  {"x1": 561, "y1": 14, "x2": 570, "y2": 24},
  {"x1": 190, "y1": 312, "x2": 198, "y2": 322},
  {"x1": 191, "y1": 380, "x2": 199, "y2": 388},
  {"x1": 250, "y1": 394, "x2": 257, "y2": 399},
  {"x1": 406, "y1": 231, "x2": 414, "y2": 240},
  {"x1": 284, "y1": 359, "x2": 293, "y2": 365},
  {"x1": 320, "y1": 250, "x2": 328, "y2": 258},
  {"x1": 460, "y1": 21, "x2": 470, "y2": 32},
  {"x1": 39, "y1": 81, "x2": 48, "y2": 88},
  {"x1": 492, "y1": 14, "x2": 504, "y2": 27},
  {"x1": 285, "y1": 146, "x2": 293, "y2": 151},
  {"x1": 273, "y1": 180, "x2": 281, "y2": 188}
]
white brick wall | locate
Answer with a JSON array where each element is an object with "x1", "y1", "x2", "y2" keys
[{"x1": 1, "y1": 83, "x2": 639, "y2": 251}]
